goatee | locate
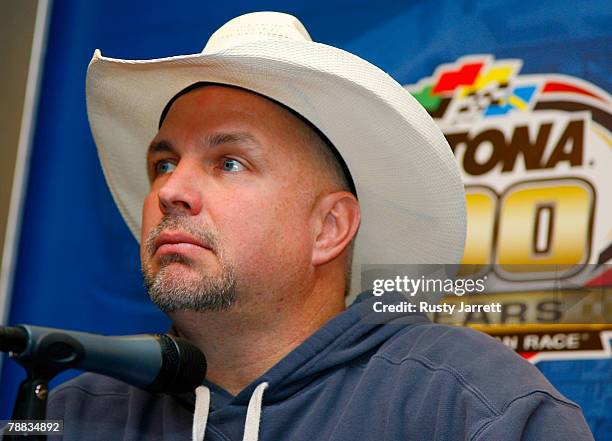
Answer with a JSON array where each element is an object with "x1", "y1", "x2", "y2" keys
[{"x1": 142, "y1": 215, "x2": 237, "y2": 312}]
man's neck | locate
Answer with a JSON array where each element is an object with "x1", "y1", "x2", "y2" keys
[{"x1": 170, "y1": 281, "x2": 345, "y2": 396}]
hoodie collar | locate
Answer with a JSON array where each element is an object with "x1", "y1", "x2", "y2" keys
[
  {"x1": 173, "y1": 292, "x2": 429, "y2": 407},
  {"x1": 232, "y1": 292, "x2": 429, "y2": 404}
]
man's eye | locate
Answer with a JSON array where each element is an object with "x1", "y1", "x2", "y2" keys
[
  {"x1": 155, "y1": 160, "x2": 176, "y2": 175},
  {"x1": 222, "y1": 158, "x2": 245, "y2": 172}
]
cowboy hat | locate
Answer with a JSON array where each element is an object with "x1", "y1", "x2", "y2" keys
[{"x1": 86, "y1": 11, "x2": 466, "y2": 298}]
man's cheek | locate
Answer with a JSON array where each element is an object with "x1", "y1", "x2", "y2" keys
[{"x1": 141, "y1": 193, "x2": 160, "y2": 239}]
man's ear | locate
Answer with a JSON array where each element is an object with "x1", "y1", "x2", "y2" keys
[{"x1": 311, "y1": 192, "x2": 361, "y2": 267}]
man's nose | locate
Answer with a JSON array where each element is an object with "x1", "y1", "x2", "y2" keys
[{"x1": 157, "y1": 161, "x2": 203, "y2": 216}]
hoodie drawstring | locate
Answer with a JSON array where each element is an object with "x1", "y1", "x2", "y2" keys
[
  {"x1": 192, "y1": 386, "x2": 210, "y2": 441},
  {"x1": 192, "y1": 382, "x2": 269, "y2": 441}
]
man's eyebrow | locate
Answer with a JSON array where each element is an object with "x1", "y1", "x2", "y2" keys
[
  {"x1": 147, "y1": 140, "x2": 176, "y2": 156},
  {"x1": 203, "y1": 132, "x2": 261, "y2": 150},
  {"x1": 147, "y1": 132, "x2": 260, "y2": 157}
]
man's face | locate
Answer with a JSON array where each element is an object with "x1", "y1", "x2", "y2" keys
[{"x1": 141, "y1": 86, "x2": 331, "y2": 312}]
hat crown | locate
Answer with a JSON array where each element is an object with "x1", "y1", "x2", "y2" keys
[{"x1": 202, "y1": 12, "x2": 312, "y2": 54}]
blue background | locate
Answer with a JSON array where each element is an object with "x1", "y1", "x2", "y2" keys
[{"x1": 1, "y1": 0, "x2": 611, "y2": 438}]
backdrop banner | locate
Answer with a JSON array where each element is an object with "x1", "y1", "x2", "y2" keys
[{"x1": 1, "y1": 1, "x2": 610, "y2": 438}]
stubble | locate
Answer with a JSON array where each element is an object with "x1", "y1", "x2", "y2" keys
[{"x1": 142, "y1": 215, "x2": 237, "y2": 312}]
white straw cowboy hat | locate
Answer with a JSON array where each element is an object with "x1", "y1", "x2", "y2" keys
[{"x1": 86, "y1": 11, "x2": 466, "y2": 297}]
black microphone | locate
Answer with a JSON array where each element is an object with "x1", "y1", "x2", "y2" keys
[{"x1": 0, "y1": 325, "x2": 207, "y2": 394}]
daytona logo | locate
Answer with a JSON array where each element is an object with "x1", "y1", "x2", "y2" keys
[{"x1": 405, "y1": 55, "x2": 612, "y2": 292}]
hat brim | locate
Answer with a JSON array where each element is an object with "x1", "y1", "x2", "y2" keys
[{"x1": 86, "y1": 39, "x2": 466, "y2": 298}]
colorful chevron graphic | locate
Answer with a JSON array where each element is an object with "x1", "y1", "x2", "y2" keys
[{"x1": 406, "y1": 55, "x2": 610, "y2": 125}]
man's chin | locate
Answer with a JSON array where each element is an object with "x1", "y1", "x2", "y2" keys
[
  {"x1": 142, "y1": 252, "x2": 237, "y2": 313},
  {"x1": 146, "y1": 272, "x2": 237, "y2": 313}
]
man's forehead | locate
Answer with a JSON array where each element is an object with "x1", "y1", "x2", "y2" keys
[
  {"x1": 158, "y1": 83, "x2": 289, "y2": 129},
  {"x1": 149, "y1": 85, "x2": 297, "y2": 159}
]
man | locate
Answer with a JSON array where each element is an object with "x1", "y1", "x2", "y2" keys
[{"x1": 48, "y1": 12, "x2": 593, "y2": 441}]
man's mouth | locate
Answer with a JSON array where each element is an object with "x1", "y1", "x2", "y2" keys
[{"x1": 154, "y1": 231, "x2": 211, "y2": 256}]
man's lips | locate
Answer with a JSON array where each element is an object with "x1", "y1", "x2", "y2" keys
[{"x1": 154, "y1": 231, "x2": 210, "y2": 256}]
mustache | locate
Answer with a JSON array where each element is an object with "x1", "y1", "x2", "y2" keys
[{"x1": 144, "y1": 215, "x2": 220, "y2": 256}]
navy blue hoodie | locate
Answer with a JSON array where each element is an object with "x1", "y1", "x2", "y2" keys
[{"x1": 46, "y1": 295, "x2": 593, "y2": 440}]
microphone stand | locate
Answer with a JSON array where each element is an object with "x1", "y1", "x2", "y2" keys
[
  {"x1": 1, "y1": 327, "x2": 83, "y2": 441},
  {"x1": 6, "y1": 359, "x2": 60, "y2": 441}
]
